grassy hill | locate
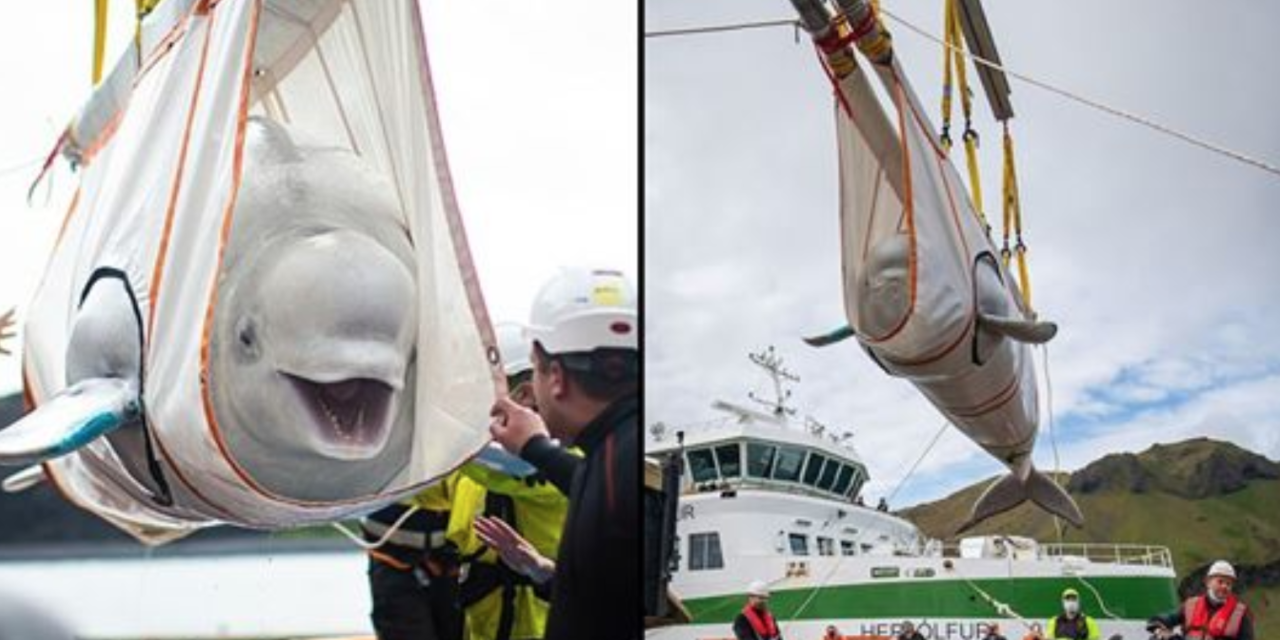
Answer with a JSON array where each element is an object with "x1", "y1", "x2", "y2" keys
[{"x1": 901, "y1": 437, "x2": 1280, "y2": 634}]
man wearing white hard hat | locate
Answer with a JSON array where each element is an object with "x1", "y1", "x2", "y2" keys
[
  {"x1": 733, "y1": 580, "x2": 783, "y2": 640},
  {"x1": 489, "y1": 267, "x2": 639, "y2": 640},
  {"x1": 1148, "y1": 560, "x2": 1254, "y2": 640}
]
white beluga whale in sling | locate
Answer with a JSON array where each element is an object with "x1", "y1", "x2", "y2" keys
[
  {"x1": 1, "y1": 1, "x2": 500, "y2": 544},
  {"x1": 2, "y1": 118, "x2": 479, "y2": 540},
  {"x1": 788, "y1": 0, "x2": 1081, "y2": 531}
]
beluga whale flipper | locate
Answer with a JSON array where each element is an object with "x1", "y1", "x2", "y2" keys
[{"x1": 787, "y1": 0, "x2": 1081, "y2": 531}]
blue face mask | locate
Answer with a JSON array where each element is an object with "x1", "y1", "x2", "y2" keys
[{"x1": 1063, "y1": 600, "x2": 1080, "y2": 615}]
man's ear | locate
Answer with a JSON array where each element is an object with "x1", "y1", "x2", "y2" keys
[{"x1": 549, "y1": 360, "x2": 570, "y2": 400}]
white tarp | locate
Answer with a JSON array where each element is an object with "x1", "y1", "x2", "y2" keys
[
  {"x1": 23, "y1": 0, "x2": 502, "y2": 543},
  {"x1": 832, "y1": 57, "x2": 1039, "y2": 455}
]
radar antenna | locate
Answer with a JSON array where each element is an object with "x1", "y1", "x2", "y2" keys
[{"x1": 747, "y1": 345, "x2": 799, "y2": 417}]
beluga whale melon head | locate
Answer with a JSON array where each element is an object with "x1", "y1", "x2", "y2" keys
[
  {"x1": 0, "y1": 118, "x2": 422, "y2": 505},
  {"x1": 208, "y1": 117, "x2": 419, "y2": 501}
]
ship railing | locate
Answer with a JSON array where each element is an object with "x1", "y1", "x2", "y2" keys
[
  {"x1": 921, "y1": 541, "x2": 1173, "y2": 569},
  {"x1": 1038, "y1": 543, "x2": 1174, "y2": 569}
]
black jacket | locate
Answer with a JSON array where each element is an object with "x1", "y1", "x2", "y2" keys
[
  {"x1": 1150, "y1": 596, "x2": 1254, "y2": 640},
  {"x1": 521, "y1": 395, "x2": 639, "y2": 640}
]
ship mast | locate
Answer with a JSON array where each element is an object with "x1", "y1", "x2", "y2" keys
[{"x1": 747, "y1": 345, "x2": 799, "y2": 418}]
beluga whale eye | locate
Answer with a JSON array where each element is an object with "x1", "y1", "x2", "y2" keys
[{"x1": 235, "y1": 317, "x2": 260, "y2": 361}]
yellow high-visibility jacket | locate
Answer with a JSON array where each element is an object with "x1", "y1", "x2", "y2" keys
[{"x1": 447, "y1": 458, "x2": 574, "y2": 640}]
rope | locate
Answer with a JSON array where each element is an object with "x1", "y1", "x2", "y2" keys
[
  {"x1": 643, "y1": 14, "x2": 1280, "y2": 181},
  {"x1": 1039, "y1": 343, "x2": 1064, "y2": 543},
  {"x1": 644, "y1": 18, "x2": 799, "y2": 40},
  {"x1": 0, "y1": 156, "x2": 42, "y2": 180},
  {"x1": 876, "y1": 6, "x2": 1280, "y2": 181},
  {"x1": 330, "y1": 504, "x2": 421, "y2": 551},
  {"x1": 1040, "y1": 345, "x2": 1132, "y2": 633},
  {"x1": 885, "y1": 419, "x2": 950, "y2": 505},
  {"x1": 1075, "y1": 575, "x2": 1125, "y2": 620},
  {"x1": 952, "y1": 563, "x2": 1037, "y2": 632},
  {"x1": 781, "y1": 552, "x2": 848, "y2": 633}
]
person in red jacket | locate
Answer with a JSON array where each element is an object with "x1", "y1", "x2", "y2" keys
[
  {"x1": 1148, "y1": 560, "x2": 1254, "y2": 640},
  {"x1": 733, "y1": 581, "x2": 783, "y2": 640}
]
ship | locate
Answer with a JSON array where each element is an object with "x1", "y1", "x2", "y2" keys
[{"x1": 644, "y1": 348, "x2": 1177, "y2": 640}]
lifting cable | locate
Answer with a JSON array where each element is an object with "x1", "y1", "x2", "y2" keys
[{"x1": 643, "y1": 12, "x2": 1280, "y2": 182}]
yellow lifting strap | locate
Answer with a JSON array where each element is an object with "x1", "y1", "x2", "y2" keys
[
  {"x1": 93, "y1": 0, "x2": 109, "y2": 85},
  {"x1": 940, "y1": 0, "x2": 987, "y2": 233},
  {"x1": 94, "y1": 0, "x2": 163, "y2": 85},
  {"x1": 1001, "y1": 121, "x2": 1032, "y2": 309}
]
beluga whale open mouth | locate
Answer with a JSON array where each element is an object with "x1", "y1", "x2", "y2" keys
[{"x1": 282, "y1": 373, "x2": 396, "y2": 458}]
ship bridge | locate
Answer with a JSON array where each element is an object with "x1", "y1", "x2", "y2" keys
[{"x1": 648, "y1": 401, "x2": 871, "y2": 505}]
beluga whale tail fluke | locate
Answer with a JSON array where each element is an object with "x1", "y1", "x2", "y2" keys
[{"x1": 957, "y1": 464, "x2": 1083, "y2": 534}]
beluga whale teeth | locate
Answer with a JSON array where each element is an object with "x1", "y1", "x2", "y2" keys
[{"x1": 283, "y1": 374, "x2": 394, "y2": 458}]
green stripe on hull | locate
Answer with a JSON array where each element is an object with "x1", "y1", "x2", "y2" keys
[{"x1": 683, "y1": 576, "x2": 1178, "y2": 624}]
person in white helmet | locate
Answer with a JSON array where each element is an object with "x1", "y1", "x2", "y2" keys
[
  {"x1": 489, "y1": 266, "x2": 639, "y2": 640},
  {"x1": 1148, "y1": 560, "x2": 1254, "y2": 640},
  {"x1": 733, "y1": 580, "x2": 783, "y2": 640}
]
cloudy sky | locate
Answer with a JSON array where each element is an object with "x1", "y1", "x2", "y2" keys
[
  {"x1": 646, "y1": 0, "x2": 1280, "y2": 509},
  {"x1": 0, "y1": 0, "x2": 637, "y2": 394}
]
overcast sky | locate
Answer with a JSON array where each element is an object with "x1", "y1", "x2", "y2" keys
[
  {"x1": 0, "y1": 0, "x2": 637, "y2": 394},
  {"x1": 646, "y1": 0, "x2": 1280, "y2": 509}
]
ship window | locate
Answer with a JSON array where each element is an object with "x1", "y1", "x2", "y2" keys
[
  {"x1": 772, "y1": 446, "x2": 806, "y2": 482},
  {"x1": 688, "y1": 532, "x2": 724, "y2": 571},
  {"x1": 832, "y1": 464, "x2": 855, "y2": 495},
  {"x1": 714, "y1": 443, "x2": 741, "y2": 478},
  {"x1": 687, "y1": 448, "x2": 719, "y2": 484},
  {"x1": 844, "y1": 466, "x2": 867, "y2": 498},
  {"x1": 817, "y1": 537, "x2": 835, "y2": 556},
  {"x1": 788, "y1": 533, "x2": 809, "y2": 556},
  {"x1": 746, "y1": 442, "x2": 776, "y2": 478},
  {"x1": 817, "y1": 458, "x2": 841, "y2": 491},
  {"x1": 840, "y1": 540, "x2": 856, "y2": 556},
  {"x1": 802, "y1": 454, "x2": 827, "y2": 486}
]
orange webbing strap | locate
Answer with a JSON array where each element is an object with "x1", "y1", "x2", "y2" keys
[
  {"x1": 1001, "y1": 121, "x2": 1032, "y2": 309},
  {"x1": 367, "y1": 549, "x2": 413, "y2": 571}
]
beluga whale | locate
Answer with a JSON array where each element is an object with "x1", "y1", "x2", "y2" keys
[
  {"x1": 1, "y1": 1, "x2": 501, "y2": 544},
  {"x1": 787, "y1": 0, "x2": 1081, "y2": 532}
]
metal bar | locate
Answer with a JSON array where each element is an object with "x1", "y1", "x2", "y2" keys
[{"x1": 955, "y1": 0, "x2": 1015, "y2": 120}]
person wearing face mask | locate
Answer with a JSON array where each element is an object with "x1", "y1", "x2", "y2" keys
[
  {"x1": 1045, "y1": 588, "x2": 1100, "y2": 639},
  {"x1": 1147, "y1": 560, "x2": 1254, "y2": 640}
]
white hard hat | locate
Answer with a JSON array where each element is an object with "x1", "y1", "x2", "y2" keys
[
  {"x1": 494, "y1": 322, "x2": 532, "y2": 377},
  {"x1": 1207, "y1": 560, "x2": 1236, "y2": 580},
  {"x1": 746, "y1": 580, "x2": 770, "y2": 598},
  {"x1": 525, "y1": 267, "x2": 637, "y2": 355}
]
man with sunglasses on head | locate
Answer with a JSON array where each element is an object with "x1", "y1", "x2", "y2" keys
[{"x1": 489, "y1": 267, "x2": 639, "y2": 640}]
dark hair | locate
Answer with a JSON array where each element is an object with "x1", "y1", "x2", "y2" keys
[{"x1": 533, "y1": 341, "x2": 638, "y2": 402}]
